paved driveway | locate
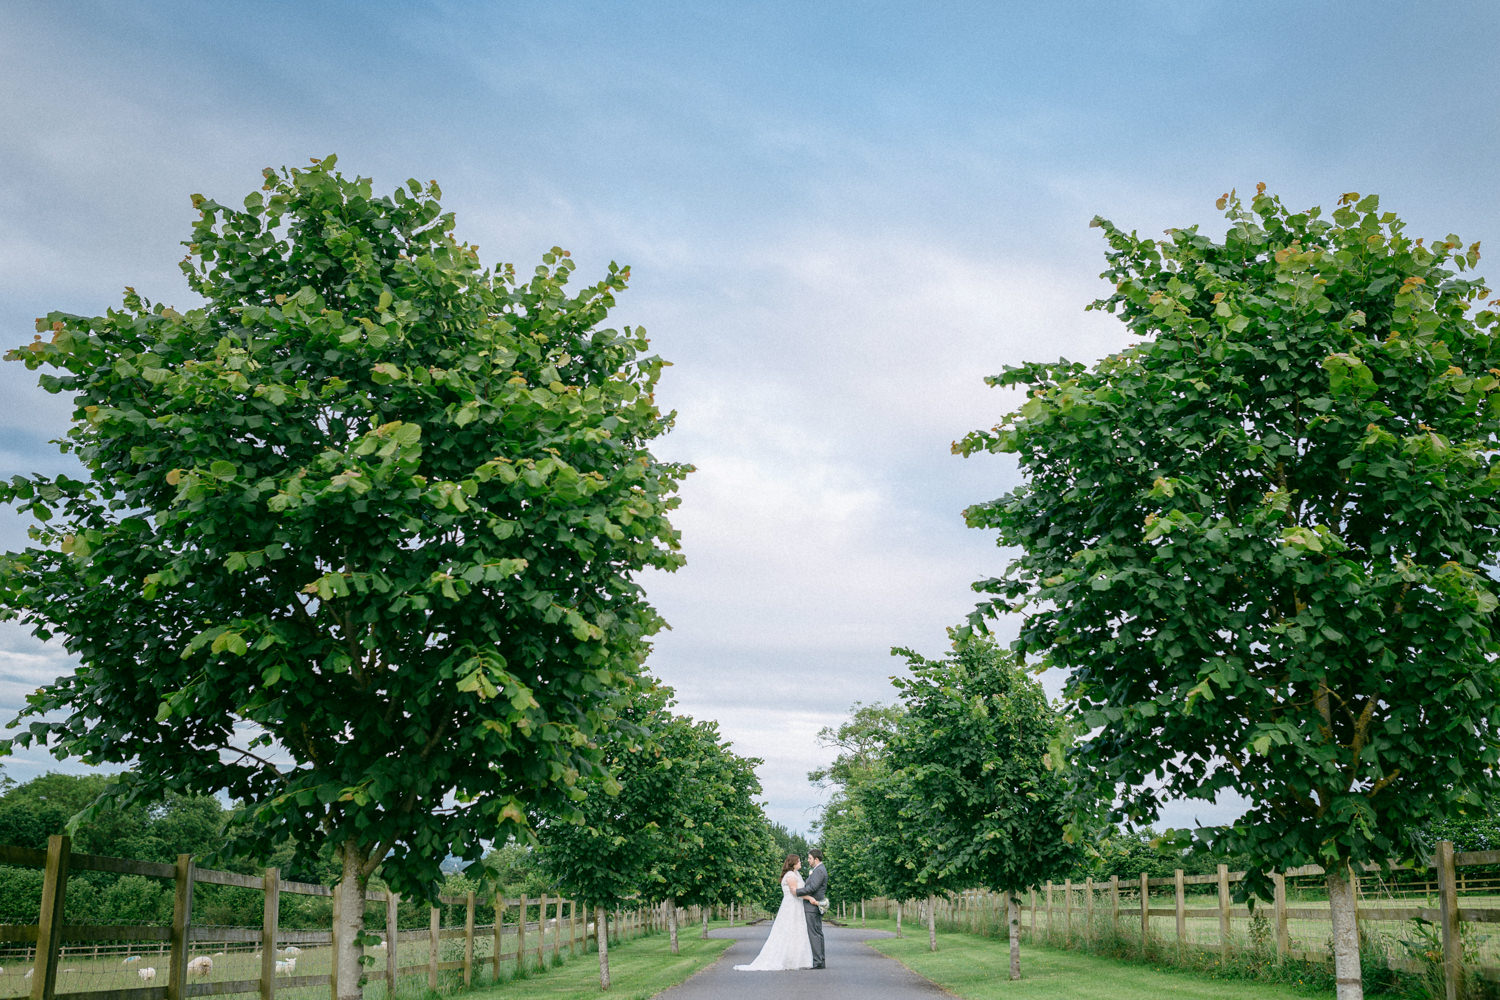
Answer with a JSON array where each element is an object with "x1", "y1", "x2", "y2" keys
[{"x1": 655, "y1": 924, "x2": 949, "y2": 1000}]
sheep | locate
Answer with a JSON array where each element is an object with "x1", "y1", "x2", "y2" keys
[
  {"x1": 280, "y1": 946, "x2": 302, "y2": 956},
  {"x1": 123, "y1": 956, "x2": 141, "y2": 964},
  {"x1": 138, "y1": 968, "x2": 157, "y2": 983},
  {"x1": 25, "y1": 970, "x2": 33, "y2": 979},
  {"x1": 187, "y1": 956, "x2": 212, "y2": 978},
  {"x1": 274, "y1": 959, "x2": 295, "y2": 975}
]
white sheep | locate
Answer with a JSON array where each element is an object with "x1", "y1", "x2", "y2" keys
[
  {"x1": 281, "y1": 946, "x2": 302, "y2": 956},
  {"x1": 138, "y1": 968, "x2": 157, "y2": 983},
  {"x1": 123, "y1": 956, "x2": 141, "y2": 964},
  {"x1": 187, "y1": 956, "x2": 213, "y2": 978},
  {"x1": 25, "y1": 970, "x2": 33, "y2": 979},
  {"x1": 274, "y1": 958, "x2": 296, "y2": 975}
]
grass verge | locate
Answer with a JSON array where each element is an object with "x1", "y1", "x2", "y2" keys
[
  {"x1": 461, "y1": 931, "x2": 731, "y2": 1000},
  {"x1": 867, "y1": 932, "x2": 1329, "y2": 1000}
]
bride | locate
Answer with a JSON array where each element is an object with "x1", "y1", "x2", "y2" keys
[{"x1": 734, "y1": 854, "x2": 814, "y2": 971}]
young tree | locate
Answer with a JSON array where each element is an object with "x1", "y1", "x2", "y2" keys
[
  {"x1": 537, "y1": 686, "x2": 765, "y2": 985},
  {"x1": 811, "y1": 702, "x2": 905, "y2": 926},
  {"x1": 959, "y1": 188, "x2": 1500, "y2": 999},
  {"x1": 650, "y1": 719, "x2": 774, "y2": 954},
  {"x1": 0, "y1": 158, "x2": 688, "y2": 998},
  {"x1": 887, "y1": 635, "x2": 1075, "y2": 977}
]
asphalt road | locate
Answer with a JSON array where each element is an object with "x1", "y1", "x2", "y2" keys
[{"x1": 655, "y1": 923, "x2": 949, "y2": 1000}]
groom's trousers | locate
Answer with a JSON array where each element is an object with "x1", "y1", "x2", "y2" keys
[{"x1": 803, "y1": 907, "x2": 825, "y2": 968}]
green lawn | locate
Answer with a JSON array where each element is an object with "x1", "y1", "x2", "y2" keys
[
  {"x1": 462, "y1": 932, "x2": 731, "y2": 1000},
  {"x1": 867, "y1": 932, "x2": 1329, "y2": 1000}
]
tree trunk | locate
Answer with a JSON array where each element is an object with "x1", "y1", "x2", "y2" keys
[
  {"x1": 927, "y1": 894, "x2": 937, "y2": 952},
  {"x1": 667, "y1": 898, "x2": 678, "y2": 954},
  {"x1": 596, "y1": 908, "x2": 610, "y2": 990},
  {"x1": 333, "y1": 840, "x2": 370, "y2": 1000},
  {"x1": 1327, "y1": 862, "x2": 1363, "y2": 1000},
  {"x1": 701, "y1": 909, "x2": 709, "y2": 939},
  {"x1": 1007, "y1": 892, "x2": 1021, "y2": 980}
]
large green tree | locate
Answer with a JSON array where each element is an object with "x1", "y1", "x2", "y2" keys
[
  {"x1": 886, "y1": 635, "x2": 1075, "y2": 975},
  {"x1": 0, "y1": 158, "x2": 687, "y2": 998},
  {"x1": 959, "y1": 188, "x2": 1500, "y2": 999}
]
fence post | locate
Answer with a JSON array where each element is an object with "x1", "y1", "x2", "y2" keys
[
  {"x1": 492, "y1": 894, "x2": 503, "y2": 980},
  {"x1": 386, "y1": 890, "x2": 399, "y2": 1000},
  {"x1": 1085, "y1": 878, "x2": 1094, "y2": 943},
  {"x1": 1174, "y1": 868, "x2": 1186, "y2": 954},
  {"x1": 570, "y1": 899, "x2": 578, "y2": 955},
  {"x1": 552, "y1": 897, "x2": 562, "y2": 965},
  {"x1": 536, "y1": 893, "x2": 548, "y2": 967},
  {"x1": 30, "y1": 834, "x2": 71, "y2": 1000},
  {"x1": 1437, "y1": 839, "x2": 1463, "y2": 1000},
  {"x1": 1045, "y1": 881, "x2": 1053, "y2": 936},
  {"x1": 516, "y1": 893, "x2": 526, "y2": 974},
  {"x1": 330, "y1": 882, "x2": 341, "y2": 1000},
  {"x1": 1217, "y1": 863, "x2": 1230, "y2": 962},
  {"x1": 1110, "y1": 876, "x2": 1119, "y2": 934},
  {"x1": 168, "y1": 854, "x2": 194, "y2": 1000},
  {"x1": 1272, "y1": 872, "x2": 1288, "y2": 959},
  {"x1": 1139, "y1": 872, "x2": 1149, "y2": 949},
  {"x1": 260, "y1": 868, "x2": 278, "y2": 1000},
  {"x1": 464, "y1": 890, "x2": 475, "y2": 987},
  {"x1": 427, "y1": 904, "x2": 439, "y2": 992},
  {"x1": 1063, "y1": 878, "x2": 1073, "y2": 939}
]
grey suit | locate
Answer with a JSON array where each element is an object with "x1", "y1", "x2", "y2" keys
[{"x1": 796, "y1": 862, "x2": 827, "y2": 968}]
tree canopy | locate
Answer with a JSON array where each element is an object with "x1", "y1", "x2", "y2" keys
[
  {"x1": 959, "y1": 187, "x2": 1500, "y2": 998},
  {"x1": 0, "y1": 157, "x2": 688, "y2": 997}
]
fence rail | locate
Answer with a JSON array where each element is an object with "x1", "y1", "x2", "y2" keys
[{"x1": 0, "y1": 836, "x2": 686, "y2": 1000}]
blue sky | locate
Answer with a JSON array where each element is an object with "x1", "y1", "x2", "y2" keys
[{"x1": 2, "y1": 1, "x2": 1498, "y2": 836}]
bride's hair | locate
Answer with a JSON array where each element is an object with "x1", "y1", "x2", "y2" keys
[{"x1": 781, "y1": 854, "x2": 800, "y2": 874}]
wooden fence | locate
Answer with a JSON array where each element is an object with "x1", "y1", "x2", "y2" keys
[
  {"x1": 893, "y1": 840, "x2": 1497, "y2": 1000},
  {"x1": 0, "y1": 836, "x2": 677, "y2": 1000}
]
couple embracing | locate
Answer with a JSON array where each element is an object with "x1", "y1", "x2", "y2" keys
[{"x1": 734, "y1": 848, "x2": 829, "y2": 972}]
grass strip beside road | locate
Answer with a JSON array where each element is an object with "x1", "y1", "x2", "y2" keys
[
  {"x1": 867, "y1": 933, "x2": 1328, "y2": 1000},
  {"x1": 464, "y1": 933, "x2": 732, "y2": 1000}
]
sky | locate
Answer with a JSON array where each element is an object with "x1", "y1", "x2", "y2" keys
[{"x1": 2, "y1": 2, "x2": 1498, "y2": 838}]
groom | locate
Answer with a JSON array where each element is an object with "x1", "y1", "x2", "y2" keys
[{"x1": 795, "y1": 848, "x2": 827, "y2": 969}]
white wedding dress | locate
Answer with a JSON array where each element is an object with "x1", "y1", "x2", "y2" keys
[{"x1": 734, "y1": 869, "x2": 814, "y2": 971}]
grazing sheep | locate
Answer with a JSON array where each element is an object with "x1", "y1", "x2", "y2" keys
[
  {"x1": 25, "y1": 970, "x2": 33, "y2": 979},
  {"x1": 187, "y1": 957, "x2": 212, "y2": 978},
  {"x1": 274, "y1": 959, "x2": 295, "y2": 975},
  {"x1": 281, "y1": 946, "x2": 302, "y2": 956},
  {"x1": 138, "y1": 968, "x2": 157, "y2": 983},
  {"x1": 123, "y1": 956, "x2": 141, "y2": 964}
]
